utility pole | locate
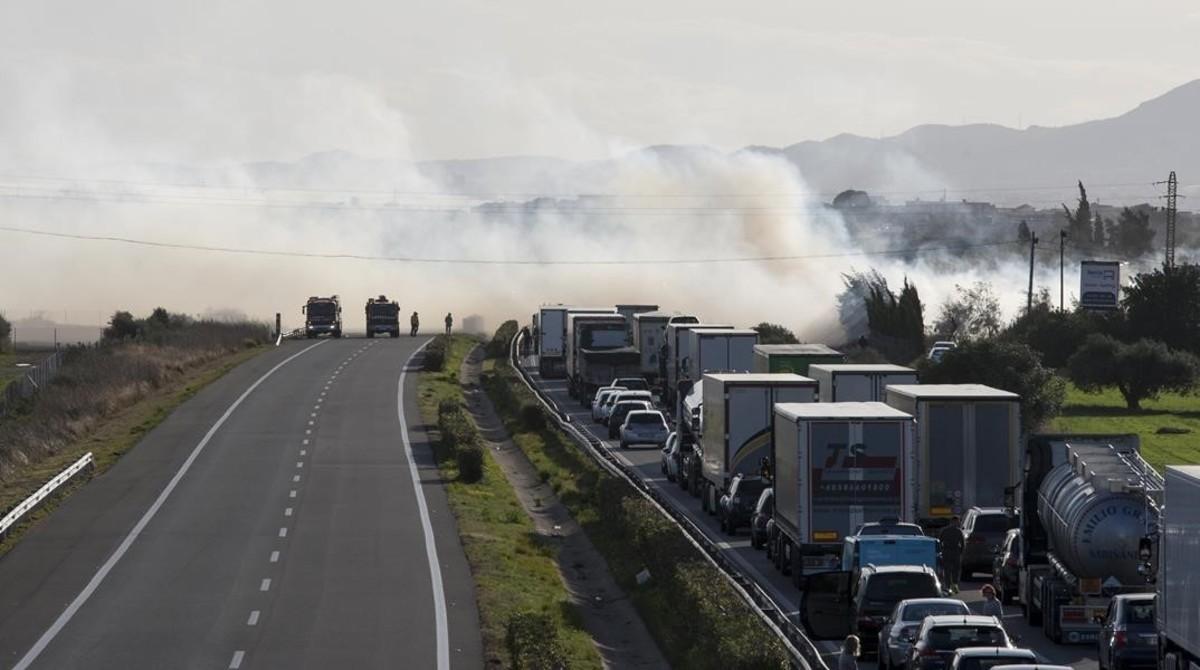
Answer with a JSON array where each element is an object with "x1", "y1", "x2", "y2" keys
[
  {"x1": 1027, "y1": 232, "x2": 1039, "y2": 312},
  {"x1": 1060, "y1": 230, "x2": 1068, "y2": 312},
  {"x1": 1165, "y1": 171, "x2": 1177, "y2": 271}
]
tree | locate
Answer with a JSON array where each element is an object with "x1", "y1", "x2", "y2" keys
[
  {"x1": 0, "y1": 312, "x2": 10, "y2": 352},
  {"x1": 837, "y1": 270, "x2": 924, "y2": 363},
  {"x1": 1110, "y1": 207, "x2": 1156, "y2": 258},
  {"x1": 103, "y1": 311, "x2": 139, "y2": 340},
  {"x1": 832, "y1": 189, "x2": 872, "y2": 209},
  {"x1": 921, "y1": 339, "x2": 1066, "y2": 431},
  {"x1": 147, "y1": 307, "x2": 171, "y2": 328},
  {"x1": 1092, "y1": 211, "x2": 1106, "y2": 249},
  {"x1": 1003, "y1": 295, "x2": 1091, "y2": 369},
  {"x1": 752, "y1": 322, "x2": 799, "y2": 345},
  {"x1": 1062, "y1": 181, "x2": 1094, "y2": 249},
  {"x1": 1017, "y1": 220, "x2": 1031, "y2": 243},
  {"x1": 1123, "y1": 263, "x2": 1200, "y2": 353},
  {"x1": 1068, "y1": 335, "x2": 1199, "y2": 409},
  {"x1": 933, "y1": 282, "x2": 1002, "y2": 342}
]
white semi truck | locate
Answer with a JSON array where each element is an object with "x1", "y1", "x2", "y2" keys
[
  {"x1": 769, "y1": 402, "x2": 918, "y2": 583},
  {"x1": 537, "y1": 305, "x2": 613, "y2": 377},
  {"x1": 664, "y1": 322, "x2": 731, "y2": 415},
  {"x1": 1157, "y1": 465, "x2": 1200, "y2": 670},
  {"x1": 695, "y1": 373, "x2": 818, "y2": 515},
  {"x1": 807, "y1": 364, "x2": 918, "y2": 403}
]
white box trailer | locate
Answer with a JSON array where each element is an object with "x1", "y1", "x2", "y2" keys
[
  {"x1": 696, "y1": 373, "x2": 817, "y2": 514},
  {"x1": 632, "y1": 311, "x2": 673, "y2": 383},
  {"x1": 1158, "y1": 465, "x2": 1200, "y2": 670},
  {"x1": 664, "y1": 322, "x2": 730, "y2": 412},
  {"x1": 679, "y1": 328, "x2": 757, "y2": 417},
  {"x1": 616, "y1": 304, "x2": 659, "y2": 342},
  {"x1": 808, "y1": 364, "x2": 918, "y2": 403},
  {"x1": 537, "y1": 305, "x2": 613, "y2": 377},
  {"x1": 566, "y1": 313, "x2": 627, "y2": 397},
  {"x1": 771, "y1": 402, "x2": 918, "y2": 580},
  {"x1": 885, "y1": 384, "x2": 1021, "y2": 526}
]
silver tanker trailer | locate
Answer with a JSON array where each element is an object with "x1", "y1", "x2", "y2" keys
[{"x1": 1011, "y1": 434, "x2": 1161, "y2": 644}]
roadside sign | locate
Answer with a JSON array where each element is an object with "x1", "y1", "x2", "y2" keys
[{"x1": 1080, "y1": 260, "x2": 1120, "y2": 310}]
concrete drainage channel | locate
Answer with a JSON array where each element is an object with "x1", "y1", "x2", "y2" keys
[{"x1": 509, "y1": 333, "x2": 828, "y2": 670}]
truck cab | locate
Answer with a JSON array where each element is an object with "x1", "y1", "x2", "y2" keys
[
  {"x1": 303, "y1": 296, "x2": 342, "y2": 338},
  {"x1": 841, "y1": 534, "x2": 940, "y2": 574}
]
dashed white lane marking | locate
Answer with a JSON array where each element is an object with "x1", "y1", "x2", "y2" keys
[
  {"x1": 307, "y1": 420, "x2": 314, "y2": 426},
  {"x1": 396, "y1": 338, "x2": 450, "y2": 670},
  {"x1": 278, "y1": 527, "x2": 288, "y2": 538},
  {"x1": 285, "y1": 508, "x2": 293, "y2": 517},
  {"x1": 229, "y1": 650, "x2": 245, "y2": 669},
  {"x1": 310, "y1": 412, "x2": 317, "y2": 417},
  {"x1": 260, "y1": 578, "x2": 271, "y2": 591},
  {"x1": 293, "y1": 475, "x2": 301, "y2": 482},
  {"x1": 247, "y1": 611, "x2": 260, "y2": 626},
  {"x1": 12, "y1": 340, "x2": 327, "y2": 670},
  {"x1": 300, "y1": 450, "x2": 306, "y2": 456},
  {"x1": 296, "y1": 461, "x2": 304, "y2": 468},
  {"x1": 270, "y1": 551, "x2": 280, "y2": 563},
  {"x1": 289, "y1": 490, "x2": 297, "y2": 498},
  {"x1": 305, "y1": 429, "x2": 311, "y2": 435},
  {"x1": 302, "y1": 438, "x2": 309, "y2": 445}
]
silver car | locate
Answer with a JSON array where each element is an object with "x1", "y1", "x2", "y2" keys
[
  {"x1": 591, "y1": 386, "x2": 626, "y2": 422},
  {"x1": 601, "y1": 390, "x2": 652, "y2": 424},
  {"x1": 620, "y1": 410, "x2": 668, "y2": 449},
  {"x1": 877, "y1": 598, "x2": 970, "y2": 670}
]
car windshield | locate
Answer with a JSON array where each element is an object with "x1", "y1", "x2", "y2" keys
[
  {"x1": 860, "y1": 524, "x2": 921, "y2": 536},
  {"x1": 864, "y1": 574, "x2": 937, "y2": 604},
  {"x1": 972, "y1": 515, "x2": 1011, "y2": 534},
  {"x1": 966, "y1": 657, "x2": 1035, "y2": 670},
  {"x1": 628, "y1": 413, "x2": 664, "y2": 426},
  {"x1": 928, "y1": 626, "x2": 1008, "y2": 650},
  {"x1": 1123, "y1": 601, "x2": 1154, "y2": 624},
  {"x1": 902, "y1": 602, "x2": 969, "y2": 621},
  {"x1": 308, "y1": 302, "x2": 336, "y2": 317}
]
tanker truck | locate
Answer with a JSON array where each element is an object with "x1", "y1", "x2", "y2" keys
[{"x1": 1014, "y1": 434, "x2": 1161, "y2": 644}]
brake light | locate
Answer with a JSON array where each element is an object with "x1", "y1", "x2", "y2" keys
[
  {"x1": 1113, "y1": 630, "x2": 1127, "y2": 650},
  {"x1": 1005, "y1": 557, "x2": 1018, "y2": 567},
  {"x1": 919, "y1": 646, "x2": 938, "y2": 657}
]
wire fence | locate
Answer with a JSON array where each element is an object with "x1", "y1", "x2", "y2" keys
[{"x1": 0, "y1": 351, "x2": 65, "y2": 419}]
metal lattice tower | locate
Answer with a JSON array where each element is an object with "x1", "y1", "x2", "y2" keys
[{"x1": 1166, "y1": 171, "x2": 1178, "y2": 269}]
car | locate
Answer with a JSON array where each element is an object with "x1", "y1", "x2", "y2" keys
[
  {"x1": 987, "y1": 666, "x2": 1072, "y2": 670},
  {"x1": 618, "y1": 409, "x2": 668, "y2": 448},
  {"x1": 961, "y1": 507, "x2": 1018, "y2": 578},
  {"x1": 856, "y1": 520, "x2": 925, "y2": 536},
  {"x1": 948, "y1": 647, "x2": 1038, "y2": 670},
  {"x1": 601, "y1": 390, "x2": 653, "y2": 425},
  {"x1": 1097, "y1": 594, "x2": 1157, "y2": 670},
  {"x1": 683, "y1": 445, "x2": 703, "y2": 497},
  {"x1": 749, "y1": 487, "x2": 773, "y2": 549},
  {"x1": 928, "y1": 346, "x2": 953, "y2": 363},
  {"x1": 610, "y1": 377, "x2": 649, "y2": 392},
  {"x1": 931, "y1": 340, "x2": 957, "y2": 351},
  {"x1": 717, "y1": 474, "x2": 767, "y2": 534},
  {"x1": 801, "y1": 565, "x2": 944, "y2": 657},
  {"x1": 878, "y1": 598, "x2": 971, "y2": 670},
  {"x1": 991, "y1": 528, "x2": 1021, "y2": 604},
  {"x1": 608, "y1": 400, "x2": 652, "y2": 438},
  {"x1": 904, "y1": 614, "x2": 1013, "y2": 670},
  {"x1": 591, "y1": 386, "x2": 626, "y2": 422}
]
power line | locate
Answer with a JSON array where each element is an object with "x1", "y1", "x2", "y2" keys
[{"x1": 0, "y1": 224, "x2": 1022, "y2": 266}]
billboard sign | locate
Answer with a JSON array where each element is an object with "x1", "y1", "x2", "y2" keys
[{"x1": 1080, "y1": 260, "x2": 1120, "y2": 310}]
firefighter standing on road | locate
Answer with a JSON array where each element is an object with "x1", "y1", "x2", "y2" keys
[
  {"x1": 444, "y1": 313, "x2": 453, "y2": 335},
  {"x1": 410, "y1": 312, "x2": 420, "y2": 337}
]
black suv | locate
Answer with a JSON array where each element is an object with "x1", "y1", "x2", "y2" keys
[
  {"x1": 718, "y1": 474, "x2": 767, "y2": 535},
  {"x1": 801, "y1": 564, "x2": 943, "y2": 657}
]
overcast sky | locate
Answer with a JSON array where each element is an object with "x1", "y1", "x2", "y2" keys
[{"x1": 4, "y1": 0, "x2": 1200, "y2": 165}]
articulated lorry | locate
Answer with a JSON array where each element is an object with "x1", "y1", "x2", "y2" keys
[
  {"x1": 566, "y1": 313, "x2": 630, "y2": 400},
  {"x1": 695, "y1": 373, "x2": 817, "y2": 515},
  {"x1": 631, "y1": 311, "x2": 674, "y2": 386},
  {"x1": 616, "y1": 304, "x2": 658, "y2": 343},
  {"x1": 1015, "y1": 435, "x2": 1159, "y2": 644},
  {"x1": 364, "y1": 295, "x2": 400, "y2": 338},
  {"x1": 537, "y1": 305, "x2": 613, "y2": 377},
  {"x1": 770, "y1": 402, "x2": 918, "y2": 582},
  {"x1": 808, "y1": 364, "x2": 918, "y2": 403},
  {"x1": 664, "y1": 322, "x2": 730, "y2": 414},
  {"x1": 752, "y1": 343, "x2": 845, "y2": 376},
  {"x1": 885, "y1": 384, "x2": 1020, "y2": 528},
  {"x1": 1158, "y1": 465, "x2": 1200, "y2": 670},
  {"x1": 303, "y1": 295, "x2": 342, "y2": 338}
]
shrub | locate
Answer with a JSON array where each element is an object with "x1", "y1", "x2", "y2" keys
[
  {"x1": 751, "y1": 322, "x2": 798, "y2": 345},
  {"x1": 1123, "y1": 263, "x2": 1200, "y2": 353},
  {"x1": 921, "y1": 339, "x2": 1065, "y2": 431},
  {"x1": 1068, "y1": 335, "x2": 1200, "y2": 410},
  {"x1": 519, "y1": 403, "x2": 546, "y2": 431},
  {"x1": 506, "y1": 611, "x2": 567, "y2": 670},
  {"x1": 423, "y1": 336, "x2": 448, "y2": 372},
  {"x1": 0, "y1": 312, "x2": 10, "y2": 352},
  {"x1": 456, "y1": 440, "x2": 484, "y2": 483},
  {"x1": 487, "y1": 320, "x2": 520, "y2": 359}
]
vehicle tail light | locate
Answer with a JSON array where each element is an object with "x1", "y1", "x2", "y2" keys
[
  {"x1": 1005, "y1": 557, "x2": 1018, "y2": 567},
  {"x1": 1113, "y1": 629, "x2": 1127, "y2": 650},
  {"x1": 919, "y1": 646, "x2": 938, "y2": 657}
]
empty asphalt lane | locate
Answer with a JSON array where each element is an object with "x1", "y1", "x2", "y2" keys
[{"x1": 0, "y1": 337, "x2": 481, "y2": 669}]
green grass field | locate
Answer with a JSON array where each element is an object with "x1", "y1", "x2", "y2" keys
[
  {"x1": 1050, "y1": 384, "x2": 1200, "y2": 471},
  {"x1": 416, "y1": 336, "x2": 600, "y2": 670},
  {"x1": 0, "y1": 351, "x2": 55, "y2": 394}
]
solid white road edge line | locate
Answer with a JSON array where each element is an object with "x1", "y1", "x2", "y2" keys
[
  {"x1": 396, "y1": 337, "x2": 449, "y2": 670},
  {"x1": 13, "y1": 340, "x2": 326, "y2": 670}
]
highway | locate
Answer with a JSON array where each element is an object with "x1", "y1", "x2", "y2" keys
[
  {"x1": 0, "y1": 337, "x2": 482, "y2": 670},
  {"x1": 524, "y1": 364, "x2": 1100, "y2": 670}
]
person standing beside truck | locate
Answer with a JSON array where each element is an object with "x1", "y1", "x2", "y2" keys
[
  {"x1": 837, "y1": 634, "x2": 860, "y2": 670},
  {"x1": 444, "y1": 312, "x2": 453, "y2": 335},
  {"x1": 978, "y1": 584, "x2": 1004, "y2": 626},
  {"x1": 410, "y1": 312, "x2": 420, "y2": 337},
  {"x1": 939, "y1": 516, "x2": 965, "y2": 594}
]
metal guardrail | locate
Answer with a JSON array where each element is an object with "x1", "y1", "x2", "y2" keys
[
  {"x1": 0, "y1": 350, "x2": 65, "y2": 419},
  {"x1": 509, "y1": 332, "x2": 829, "y2": 670},
  {"x1": 0, "y1": 452, "x2": 95, "y2": 540}
]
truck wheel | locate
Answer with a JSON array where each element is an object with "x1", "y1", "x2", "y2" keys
[{"x1": 367, "y1": 331, "x2": 374, "y2": 339}]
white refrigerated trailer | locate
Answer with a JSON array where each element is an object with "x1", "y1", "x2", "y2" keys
[{"x1": 808, "y1": 364, "x2": 918, "y2": 403}]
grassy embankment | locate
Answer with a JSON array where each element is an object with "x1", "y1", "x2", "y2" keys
[
  {"x1": 478, "y1": 326, "x2": 791, "y2": 670},
  {"x1": 1051, "y1": 383, "x2": 1200, "y2": 471},
  {"x1": 0, "y1": 351, "x2": 53, "y2": 394},
  {"x1": 0, "y1": 319, "x2": 270, "y2": 555},
  {"x1": 416, "y1": 335, "x2": 601, "y2": 670}
]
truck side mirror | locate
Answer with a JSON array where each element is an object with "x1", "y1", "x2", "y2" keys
[
  {"x1": 1138, "y1": 536, "x2": 1153, "y2": 561},
  {"x1": 301, "y1": 305, "x2": 306, "y2": 314}
]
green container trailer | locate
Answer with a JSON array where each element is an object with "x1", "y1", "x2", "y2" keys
[{"x1": 752, "y1": 344, "x2": 845, "y2": 376}]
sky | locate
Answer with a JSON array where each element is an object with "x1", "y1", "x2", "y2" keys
[{"x1": 3, "y1": 0, "x2": 1200, "y2": 164}]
